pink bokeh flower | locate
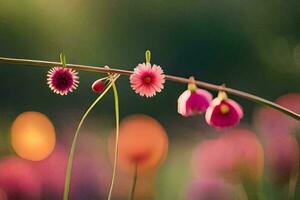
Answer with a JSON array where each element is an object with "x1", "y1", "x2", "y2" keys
[
  {"x1": 192, "y1": 129, "x2": 264, "y2": 183},
  {"x1": 0, "y1": 157, "x2": 41, "y2": 200},
  {"x1": 205, "y1": 91, "x2": 243, "y2": 128},
  {"x1": 265, "y1": 134, "x2": 299, "y2": 185},
  {"x1": 178, "y1": 80, "x2": 212, "y2": 116},
  {"x1": 47, "y1": 67, "x2": 79, "y2": 95},
  {"x1": 130, "y1": 63, "x2": 165, "y2": 97},
  {"x1": 185, "y1": 178, "x2": 236, "y2": 200},
  {"x1": 254, "y1": 93, "x2": 300, "y2": 136}
]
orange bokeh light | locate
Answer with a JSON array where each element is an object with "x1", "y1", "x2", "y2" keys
[
  {"x1": 109, "y1": 115, "x2": 169, "y2": 174},
  {"x1": 10, "y1": 112, "x2": 56, "y2": 161}
]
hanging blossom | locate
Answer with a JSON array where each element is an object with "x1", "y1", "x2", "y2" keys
[
  {"x1": 130, "y1": 62, "x2": 165, "y2": 97},
  {"x1": 205, "y1": 90, "x2": 243, "y2": 128},
  {"x1": 47, "y1": 67, "x2": 79, "y2": 95},
  {"x1": 178, "y1": 77, "x2": 213, "y2": 116},
  {"x1": 92, "y1": 78, "x2": 108, "y2": 93}
]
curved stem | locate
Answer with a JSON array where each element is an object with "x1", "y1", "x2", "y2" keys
[
  {"x1": 63, "y1": 75, "x2": 120, "y2": 200},
  {"x1": 129, "y1": 163, "x2": 138, "y2": 200},
  {"x1": 0, "y1": 56, "x2": 299, "y2": 120},
  {"x1": 107, "y1": 81, "x2": 120, "y2": 200}
]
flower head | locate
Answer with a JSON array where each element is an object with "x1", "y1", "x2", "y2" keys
[
  {"x1": 130, "y1": 62, "x2": 165, "y2": 97},
  {"x1": 178, "y1": 79, "x2": 212, "y2": 116},
  {"x1": 205, "y1": 91, "x2": 243, "y2": 128},
  {"x1": 108, "y1": 115, "x2": 168, "y2": 174},
  {"x1": 47, "y1": 67, "x2": 79, "y2": 95}
]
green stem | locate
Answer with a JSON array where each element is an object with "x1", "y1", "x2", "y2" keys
[
  {"x1": 63, "y1": 74, "x2": 120, "y2": 200},
  {"x1": 129, "y1": 163, "x2": 138, "y2": 200},
  {"x1": 107, "y1": 81, "x2": 120, "y2": 200}
]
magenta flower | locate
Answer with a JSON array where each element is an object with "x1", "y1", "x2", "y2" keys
[
  {"x1": 178, "y1": 80, "x2": 212, "y2": 116},
  {"x1": 130, "y1": 62, "x2": 165, "y2": 97},
  {"x1": 205, "y1": 91, "x2": 243, "y2": 128},
  {"x1": 47, "y1": 67, "x2": 79, "y2": 95}
]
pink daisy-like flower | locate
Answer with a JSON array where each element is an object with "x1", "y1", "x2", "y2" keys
[
  {"x1": 178, "y1": 81, "x2": 212, "y2": 116},
  {"x1": 47, "y1": 67, "x2": 79, "y2": 95},
  {"x1": 205, "y1": 92, "x2": 243, "y2": 128},
  {"x1": 130, "y1": 62, "x2": 165, "y2": 97}
]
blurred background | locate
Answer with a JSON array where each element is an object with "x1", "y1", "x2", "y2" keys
[{"x1": 0, "y1": 0, "x2": 299, "y2": 199}]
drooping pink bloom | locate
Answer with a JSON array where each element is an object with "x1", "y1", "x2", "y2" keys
[
  {"x1": 130, "y1": 63, "x2": 165, "y2": 97},
  {"x1": 178, "y1": 86, "x2": 212, "y2": 116},
  {"x1": 47, "y1": 67, "x2": 79, "y2": 95},
  {"x1": 92, "y1": 78, "x2": 106, "y2": 93},
  {"x1": 205, "y1": 92, "x2": 243, "y2": 128}
]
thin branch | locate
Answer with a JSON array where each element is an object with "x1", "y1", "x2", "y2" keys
[{"x1": 0, "y1": 56, "x2": 299, "y2": 120}]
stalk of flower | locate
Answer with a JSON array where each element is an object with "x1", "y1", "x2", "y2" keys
[
  {"x1": 63, "y1": 73, "x2": 120, "y2": 200},
  {"x1": 108, "y1": 115, "x2": 169, "y2": 200}
]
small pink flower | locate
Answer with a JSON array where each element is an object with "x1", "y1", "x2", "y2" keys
[
  {"x1": 178, "y1": 83, "x2": 212, "y2": 116},
  {"x1": 47, "y1": 67, "x2": 79, "y2": 95},
  {"x1": 205, "y1": 92, "x2": 243, "y2": 128},
  {"x1": 130, "y1": 62, "x2": 165, "y2": 97}
]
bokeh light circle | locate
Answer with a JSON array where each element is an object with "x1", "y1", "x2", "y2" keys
[
  {"x1": 11, "y1": 111, "x2": 56, "y2": 161},
  {"x1": 109, "y1": 114, "x2": 169, "y2": 174}
]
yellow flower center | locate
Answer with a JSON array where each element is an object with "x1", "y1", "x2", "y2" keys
[{"x1": 220, "y1": 104, "x2": 230, "y2": 114}]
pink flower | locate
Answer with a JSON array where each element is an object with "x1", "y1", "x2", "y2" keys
[
  {"x1": 130, "y1": 62, "x2": 165, "y2": 97},
  {"x1": 178, "y1": 85, "x2": 212, "y2": 116},
  {"x1": 205, "y1": 92, "x2": 243, "y2": 128},
  {"x1": 47, "y1": 67, "x2": 79, "y2": 95}
]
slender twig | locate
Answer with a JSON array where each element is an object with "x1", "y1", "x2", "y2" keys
[
  {"x1": 129, "y1": 163, "x2": 138, "y2": 200},
  {"x1": 0, "y1": 56, "x2": 299, "y2": 120},
  {"x1": 107, "y1": 81, "x2": 120, "y2": 200},
  {"x1": 63, "y1": 74, "x2": 120, "y2": 200}
]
